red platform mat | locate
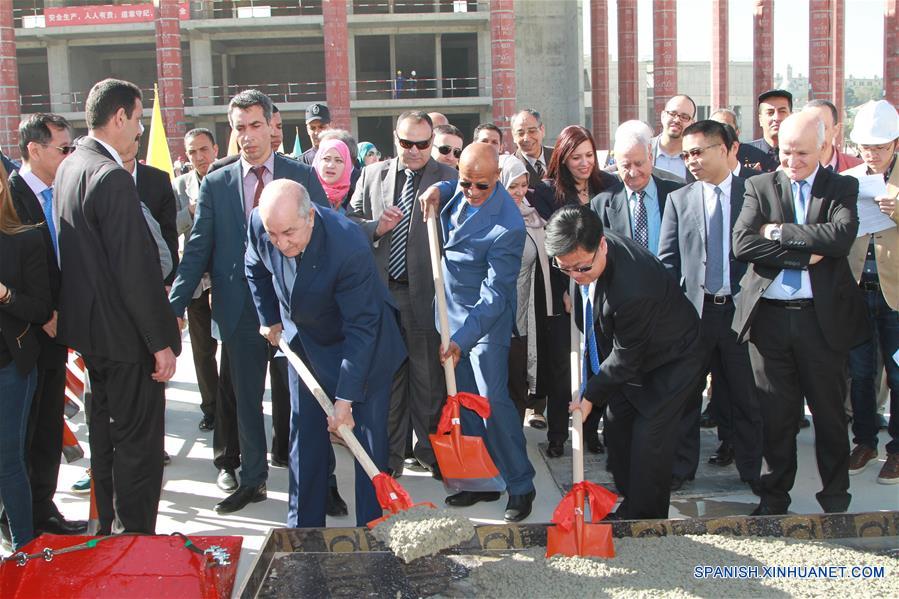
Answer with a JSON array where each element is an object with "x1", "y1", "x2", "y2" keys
[{"x1": 1, "y1": 534, "x2": 242, "y2": 599}]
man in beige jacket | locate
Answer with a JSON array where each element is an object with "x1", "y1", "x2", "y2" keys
[{"x1": 844, "y1": 100, "x2": 899, "y2": 485}]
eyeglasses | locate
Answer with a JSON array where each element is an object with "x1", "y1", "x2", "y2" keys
[
  {"x1": 45, "y1": 144, "x2": 76, "y2": 155},
  {"x1": 437, "y1": 145, "x2": 462, "y2": 159},
  {"x1": 552, "y1": 249, "x2": 598, "y2": 273},
  {"x1": 459, "y1": 180, "x2": 490, "y2": 191},
  {"x1": 365, "y1": 150, "x2": 381, "y2": 159},
  {"x1": 859, "y1": 143, "x2": 894, "y2": 154},
  {"x1": 397, "y1": 136, "x2": 431, "y2": 150},
  {"x1": 679, "y1": 143, "x2": 723, "y2": 161},
  {"x1": 664, "y1": 110, "x2": 694, "y2": 123}
]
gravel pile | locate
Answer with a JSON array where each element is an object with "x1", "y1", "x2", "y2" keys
[
  {"x1": 465, "y1": 535, "x2": 898, "y2": 598},
  {"x1": 370, "y1": 505, "x2": 475, "y2": 563}
]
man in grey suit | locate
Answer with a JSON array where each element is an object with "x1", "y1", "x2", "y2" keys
[
  {"x1": 511, "y1": 109, "x2": 554, "y2": 189},
  {"x1": 658, "y1": 120, "x2": 762, "y2": 494},
  {"x1": 169, "y1": 90, "x2": 327, "y2": 514},
  {"x1": 347, "y1": 111, "x2": 458, "y2": 477}
]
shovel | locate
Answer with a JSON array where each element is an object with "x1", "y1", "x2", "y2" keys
[
  {"x1": 425, "y1": 206, "x2": 505, "y2": 494},
  {"x1": 277, "y1": 338, "x2": 434, "y2": 528},
  {"x1": 545, "y1": 281, "x2": 616, "y2": 558}
]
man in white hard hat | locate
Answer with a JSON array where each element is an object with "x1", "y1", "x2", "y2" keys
[{"x1": 844, "y1": 100, "x2": 899, "y2": 485}]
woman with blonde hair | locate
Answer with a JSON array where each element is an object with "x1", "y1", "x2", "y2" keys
[{"x1": 0, "y1": 163, "x2": 52, "y2": 550}]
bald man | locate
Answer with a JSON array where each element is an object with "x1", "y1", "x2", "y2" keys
[
  {"x1": 245, "y1": 180, "x2": 406, "y2": 527},
  {"x1": 428, "y1": 112, "x2": 449, "y2": 127},
  {"x1": 733, "y1": 112, "x2": 868, "y2": 516},
  {"x1": 419, "y1": 143, "x2": 536, "y2": 522}
]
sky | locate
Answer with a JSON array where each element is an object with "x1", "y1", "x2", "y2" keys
[{"x1": 583, "y1": 0, "x2": 886, "y2": 79}]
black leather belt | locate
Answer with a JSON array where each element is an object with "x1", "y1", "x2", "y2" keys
[
  {"x1": 860, "y1": 280, "x2": 881, "y2": 292},
  {"x1": 761, "y1": 298, "x2": 814, "y2": 310},
  {"x1": 704, "y1": 294, "x2": 732, "y2": 305}
]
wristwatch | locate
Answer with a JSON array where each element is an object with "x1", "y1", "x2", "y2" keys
[{"x1": 770, "y1": 225, "x2": 782, "y2": 241}]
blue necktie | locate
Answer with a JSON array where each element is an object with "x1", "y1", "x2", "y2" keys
[
  {"x1": 580, "y1": 285, "x2": 601, "y2": 393},
  {"x1": 281, "y1": 254, "x2": 297, "y2": 299},
  {"x1": 705, "y1": 186, "x2": 724, "y2": 294},
  {"x1": 387, "y1": 169, "x2": 416, "y2": 280},
  {"x1": 40, "y1": 187, "x2": 59, "y2": 259},
  {"x1": 781, "y1": 180, "x2": 806, "y2": 294}
]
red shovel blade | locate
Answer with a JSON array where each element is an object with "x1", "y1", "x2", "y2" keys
[
  {"x1": 366, "y1": 473, "x2": 435, "y2": 528},
  {"x1": 546, "y1": 521, "x2": 615, "y2": 558},
  {"x1": 429, "y1": 433, "x2": 505, "y2": 493}
]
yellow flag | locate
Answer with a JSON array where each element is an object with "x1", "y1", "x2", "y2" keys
[{"x1": 146, "y1": 84, "x2": 173, "y2": 179}]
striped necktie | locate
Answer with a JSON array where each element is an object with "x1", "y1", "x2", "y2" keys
[{"x1": 387, "y1": 169, "x2": 416, "y2": 280}]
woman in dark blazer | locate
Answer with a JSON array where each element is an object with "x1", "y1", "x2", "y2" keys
[
  {"x1": 0, "y1": 164, "x2": 52, "y2": 550},
  {"x1": 530, "y1": 126, "x2": 618, "y2": 457}
]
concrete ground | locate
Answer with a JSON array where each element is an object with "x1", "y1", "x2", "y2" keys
[{"x1": 7, "y1": 333, "x2": 899, "y2": 596}]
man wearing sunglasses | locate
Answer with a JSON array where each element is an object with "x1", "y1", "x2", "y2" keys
[
  {"x1": 3, "y1": 113, "x2": 88, "y2": 543},
  {"x1": 548, "y1": 205, "x2": 703, "y2": 520},
  {"x1": 650, "y1": 95, "x2": 696, "y2": 181},
  {"x1": 348, "y1": 111, "x2": 458, "y2": 480},
  {"x1": 418, "y1": 143, "x2": 536, "y2": 522},
  {"x1": 431, "y1": 124, "x2": 464, "y2": 169}
]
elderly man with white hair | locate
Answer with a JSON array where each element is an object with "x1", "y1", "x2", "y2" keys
[{"x1": 591, "y1": 120, "x2": 684, "y2": 257}]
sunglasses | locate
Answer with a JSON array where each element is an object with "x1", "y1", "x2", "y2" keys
[
  {"x1": 397, "y1": 137, "x2": 431, "y2": 150},
  {"x1": 45, "y1": 144, "x2": 76, "y2": 155},
  {"x1": 679, "y1": 143, "x2": 722, "y2": 161},
  {"x1": 459, "y1": 181, "x2": 490, "y2": 191},
  {"x1": 552, "y1": 249, "x2": 598, "y2": 273},
  {"x1": 438, "y1": 145, "x2": 462, "y2": 159}
]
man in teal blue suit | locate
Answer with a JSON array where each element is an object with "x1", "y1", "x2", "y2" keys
[
  {"x1": 420, "y1": 143, "x2": 537, "y2": 522},
  {"x1": 169, "y1": 90, "x2": 327, "y2": 515},
  {"x1": 245, "y1": 179, "x2": 406, "y2": 527}
]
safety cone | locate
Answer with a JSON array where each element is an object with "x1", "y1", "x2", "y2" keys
[
  {"x1": 61, "y1": 421, "x2": 84, "y2": 463},
  {"x1": 87, "y1": 475, "x2": 100, "y2": 535}
]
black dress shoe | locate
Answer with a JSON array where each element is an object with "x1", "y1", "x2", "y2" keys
[
  {"x1": 214, "y1": 483, "x2": 266, "y2": 514},
  {"x1": 708, "y1": 441, "x2": 735, "y2": 467},
  {"x1": 403, "y1": 457, "x2": 429, "y2": 472},
  {"x1": 799, "y1": 416, "x2": 811, "y2": 429},
  {"x1": 217, "y1": 469, "x2": 238, "y2": 493},
  {"x1": 445, "y1": 491, "x2": 501, "y2": 507},
  {"x1": 198, "y1": 416, "x2": 215, "y2": 432},
  {"x1": 429, "y1": 462, "x2": 443, "y2": 481},
  {"x1": 269, "y1": 456, "x2": 288, "y2": 468},
  {"x1": 386, "y1": 467, "x2": 403, "y2": 478},
  {"x1": 670, "y1": 475, "x2": 693, "y2": 491},
  {"x1": 546, "y1": 441, "x2": 564, "y2": 458},
  {"x1": 742, "y1": 478, "x2": 763, "y2": 496},
  {"x1": 36, "y1": 514, "x2": 88, "y2": 535},
  {"x1": 750, "y1": 503, "x2": 787, "y2": 516},
  {"x1": 327, "y1": 486, "x2": 348, "y2": 517},
  {"x1": 699, "y1": 411, "x2": 717, "y2": 429},
  {"x1": 584, "y1": 432, "x2": 605, "y2": 454},
  {"x1": 163, "y1": 451, "x2": 172, "y2": 466},
  {"x1": 504, "y1": 490, "x2": 536, "y2": 522}
]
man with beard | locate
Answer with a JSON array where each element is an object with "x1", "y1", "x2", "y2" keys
[{"x1": 650, "y1": 95, "x2": 696, "y2": 181}]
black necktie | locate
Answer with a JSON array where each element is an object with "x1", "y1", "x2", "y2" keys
[
  {"x1": 387, "y1": 169, "x2": 416, "y2": 280},
  {"x1": 633, "y1": 191, "x2": 648, "y2": 248}
]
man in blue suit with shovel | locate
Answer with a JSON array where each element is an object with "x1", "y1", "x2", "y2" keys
[
  {"x1": 245, "y1": 179, "x2": 406, "y2": 527},
  {"x1": 420, "y1": 143, "x2": 537, "y2": 522}
]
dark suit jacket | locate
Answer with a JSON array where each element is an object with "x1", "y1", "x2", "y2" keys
[
  {"x1": 346, "y1": 157, "x2": 458, "y2": 328},
  {"x1": 732, "y1": 168, "x2": 868, "y2": 351},
  {"x1": 743, "y1": 138, "x2": 780, "y2": 173},
  {"x1": 169, "y1": 152, "x2": 327, "y2": 341},
  {"x1": 9, "y1": 170, "x2": 67, "y2": 367},
  {"x1": 514, "y1": 145, "x2": 555, "y2": 189},
  {"x1": 245, "y1": 205, "x2": 406, "y2": 401},
  {"x1": 658, "y1": 176, "x2": 749, "y2": 316},
  {"x1": 136, "y1": 162, "x2": 179, "y2": 285},
  {"x1": 0, "y1": 150, "x2": 19, "y2": 175},
  {"x1": 0, "y1": 229, "x2": 52, "y2": 374},
  {"x1": 576, "y1": 232, "x2": 701, "y2": 418},
  {"x1": 590, "y1": 175, "x2": 683, "y2": 241},
  {"x1": 736, "y1": 164, "x2": 764, "y2": 179},
  {"x1": 54, "y1": 137, "x2": 181, "y2": 363}
]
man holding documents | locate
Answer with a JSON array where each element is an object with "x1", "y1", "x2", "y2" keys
[{"x1": 844, "y1": 100, "x2": 899, "y2": 485}]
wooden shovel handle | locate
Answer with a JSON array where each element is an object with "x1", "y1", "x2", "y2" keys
[
  {"x1": 570, "y1": 280, "x2": 585, "y2": 485},
  {"x1": 278, "y1": 338, "x2": 381, "y2": 480},
  {"x1": 426, "y1": 206, "x2": 458, "y2": 396}
]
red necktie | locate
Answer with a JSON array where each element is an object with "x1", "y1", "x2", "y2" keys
[{"x1": 251, "y1": 165, "x2": 267, "y2": 208}]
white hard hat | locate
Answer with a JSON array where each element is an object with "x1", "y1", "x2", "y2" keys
[{"x1": 850, "y1": 100, "x2": 899, "y2": 145}]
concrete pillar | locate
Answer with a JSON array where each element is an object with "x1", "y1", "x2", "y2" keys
[
  {"x1": 831, "y1": 0, "x2": 844, "y2": 131},
  {"x1": 435, "y1": 34, "x2": 443, "y2": 97},
  {"x1": 322, "y1": 0, "x2": 351, "y2": 130},
  {"x1": 590, "y1": 0, "x2": 610, "y2": 149},
  {"x1": 189, "y1": 34, "x2": 214, "y2": 107},
  {"x1": 47, "y1": 40, "x2": 73, "y2": 113},
  {"x1": 617, "y1": 0, "x2": 639, "y2": 123},
  {"x1": 710, "y1": 0, "x2": 728, "y2": 110},
  {"x1": 752, "y1": 0, "x2": 774, "y2": 139},
  {"x1": 808, "y1": 0, "x2": 834, "y2": 102},
  {"x1": 885, "y1": 0, "x2": 898, "y2": 107},
  {"x1": 0, "y1": 2, "x2": 19, "y2": 158},
  {"x1": 347, "y1": 33, "x2": 357, "y2": 101},
  {"x1": 490, "y1": 0, "x2": 516, "y2": 151},
  {"x1": 652, "y1": 0, "x2": 677, "y2": 119},
  {"x1": 155, "y1": 0, "x2": 187, "y2": 161}
]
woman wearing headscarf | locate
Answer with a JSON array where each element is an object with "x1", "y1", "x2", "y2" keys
[
  {"x1": 313, "y1": 138, "x2": 353, "y2": 212},
  {"x1": 500, "y1": 155, "x2": 553, "y2": 432},
  {"x1": 0, "y1": 164, "x2": 52, "y2": 550},
  {"x1": 531, "y1": 126, "x2": 618, "y2": 457},
  {"x1": 357, "y1": 142, "x2": 381, "y2": 167}
]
